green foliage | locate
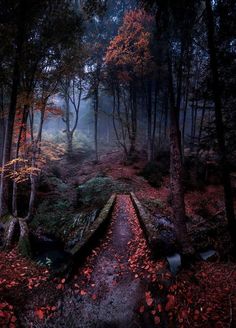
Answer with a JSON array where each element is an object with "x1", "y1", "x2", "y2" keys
[
  {"x1": 77, "y1": 176, "x2": 132, "y2": 207},
  {"x1": 77, "y1": 177, "x2": 115, "y2": 207},
  {"x1": 31, "y1": 198, "x2": 73, "y2": 239},
  {"x1": 139, "y1": 161, "x2": 164, "y2": 188}
]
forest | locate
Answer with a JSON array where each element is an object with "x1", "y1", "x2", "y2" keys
[{"x1": 0, "y1": 0, "x2": 236, "y2": 327}]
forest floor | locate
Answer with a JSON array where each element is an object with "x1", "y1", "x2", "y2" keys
[{"x1": 0, "y1": 149, "x2": 236, "y2": 327}]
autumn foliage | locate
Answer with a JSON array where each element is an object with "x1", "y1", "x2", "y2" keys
[{"x1": 104, "y1": 9, "x2": 155, "y2": 80}]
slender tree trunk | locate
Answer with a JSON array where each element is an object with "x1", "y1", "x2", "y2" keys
[
  {"x1": 94, "y1": 87, "x2": 99, "y2": 162},
  {"x1": 147, "y1": 80, "x2": 152, "y2": 161},
  {"x1": 182, "y1": 64, "x2": 190, "y2": 151},
  {"x1": 198, "y1": 98, "x2": 206, "y2": 150},
  {"x1": 151, "y1": 80, "x2": 158, "y2": 159},
  {"x1": 0, "y1": 86, "x2": 5, "y2": 166},
  {"x1": 12, "y1": 105, "x2": 29, "y2": 216},
  {"x1": 168, "y1": 55, "x2": 194, "y2": 255},
  {"x1": 0, "y1": 58, "x2": 20, "y2": 217},
  {"x1": 129, "y1": 82, "x2": 137, "y2": 156},
  {"x1": 0, "y1": 8, "x2": 25, "y2": 216},
  {"x1": 205, "y1": 0, "x2": 236, "y2": 246}
]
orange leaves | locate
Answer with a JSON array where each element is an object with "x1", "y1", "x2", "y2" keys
[{"x1": 104, "y1": 9, "x2": 155, "y2": 80}]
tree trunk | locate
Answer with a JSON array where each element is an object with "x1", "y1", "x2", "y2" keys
[
  {"x1": 198, "y1": 98, "x2": 206, "y2": 150},
  {"x1": 12, "y1": 105, "x2": 29, "y2": 216},
  {"x1": 147, "y1": 80, "x2": 152, "y2": 161},
  {"x1": 129, "y1": 82, "x2": 137, "y2": 156},
  {"x1": 94, "y1": 87, "x2": 99, "y2": 162},
  {"x1": 5, "y1": 217, "x2": 19, "y2": 249},
  {"x1": 0, "y1": 87, "x2": 5, "y2": 166},
  {"x1": 151, "y1": 80, "x2": 158, "y2": 159},
  {"x1": 205, "y1": 0, "x2": 236, "y2": 247},
  {"x1": 18, "y1": 218, "x2": 31, "y2": 257},
  {"x1": 168, "y1": 56, "x2": 194, "y2": 255},
  {"x1": 0, "y1": 58, "x2": 20, "y2": 217}
]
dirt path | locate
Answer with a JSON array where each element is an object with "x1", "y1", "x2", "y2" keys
[
  {"x1": 50, "y1": 195, "x2": 168, "y2": 327},
  {"x1": 18, "y1": 195, "x2": 170, "y2": 327},
  {"x1": 56, "y1": 195, "x2": 149, "y2": 327}
]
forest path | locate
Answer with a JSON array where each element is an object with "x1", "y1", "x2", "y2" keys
[{"x1": 53, "y1": 194, "x2": 168, "y2": 328}]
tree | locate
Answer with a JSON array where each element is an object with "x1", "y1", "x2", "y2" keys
[
  {"x1": 0, "y1": 0, "x2": 82, "y2": 217},
  {"x1": 140, "y1": 0, "x2": 199, "y2": 255},
  {"x1": 105, "y1": 9, "x2": 155, "y2": 157},
  {"x1": 205, "y1": 0, "x2": 236, "y2": 247}
]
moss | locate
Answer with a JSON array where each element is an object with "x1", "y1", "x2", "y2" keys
[
  {"x1": 77, "y1": 176, "x2": 131, "y2": 207},
  {"x1": 18, "y1": 237, "x2": 32, "y2": 258},
  {"x1": 31, "y1": 199, "x2": 73, "y2": 239},
  {"x1": 0, "y1": 214, "x2": 13, "y2": 224},
  {"x1": 142, "y1": 198, "x2": 165, "y2": 211}
]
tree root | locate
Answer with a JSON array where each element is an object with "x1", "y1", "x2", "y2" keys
[{"x1": 5, "y1": 217, "x2": 31, "y2": 257}]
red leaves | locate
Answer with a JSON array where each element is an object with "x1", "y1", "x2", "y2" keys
[
  {"x1": 35, "y1": 305, "x2": 57, "y2": 321},
  {"x1": 154, "y1": 315, "x2": 161, "y2": 325},
  {"x1": 165, "y1": 294, "x2": 176, "y2": 311},
  {"x1": 139, "y1": 305, "x2": 145, "y2": 313},
  {"x1": 35, "y1": 309, "x2": 44, "y2": 320},
  {"x1": 91, "y1": 294, "x2": 97, "y2": 300},
  {"x1": 0, "y1": 302, "x2": 17, "y2": 327},
  {"x1": 80, "y1": 290, "x2": 87, "y2": 296},
  {"x1": 145, "y1": 292, "x2": 154, "y2": 307}
]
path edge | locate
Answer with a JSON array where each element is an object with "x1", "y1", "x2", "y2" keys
[{"x1": 130, "y1": 192, "x2": 158, "y2": 256}]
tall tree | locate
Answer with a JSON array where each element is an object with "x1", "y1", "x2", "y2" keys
[{"x1": 205, "y1": 0, "x2": 236, "y2": 247}]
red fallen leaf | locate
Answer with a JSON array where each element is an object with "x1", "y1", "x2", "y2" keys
[
  {"x1": 151, "y1": 310, "x2": 156, "y2": 315},
  {"x1": 35, "y1": 309, "x2": 44, "y2": 320},
  {"x1": 139, "y1": 305, "x2": 145, "y2": 313},
  {"x1": 80, "y1": 290, "x2": 87, "y2": 296},
  {"x1": 11, "y1": 316, "x2": 17, "y2": 323},
  {"x1": 61, "y1": 278, "x2": 66, "y2": 284},
  {"x1": 51, "y1": 306, "x2": 57, "y2": 311},
  {"x1": 56, "y1": 284, "x2": 64, "y2": 290},
  {"x1": 145, "y1": 292, "x2": 153, "y2": 307},
  {"x1": 194, "y1": 309, "x2": 200, "y2": 321},
  {"x1": 178, "y1": 308, "x2": 188, "y2": 322},
  {"x1": 157, "y1": 304, "x2": 162, "y2": 313},
  {"x1": 154, "y1": 316, "x2": 160, "y2": 325},
  {"x1": 9, "y1": 323, "x2": 16, "y2": 328},
  {"x1": 92, "y1": 294, "x2": 97, "y2": 300},
  {"x1": 0, "y1": 310, "x2": 6, "y2": 318},
  {"x1": 165, "y1": 295, "x2": 175, "y2": 311}
]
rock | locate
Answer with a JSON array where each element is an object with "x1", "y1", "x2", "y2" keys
[
  {"x1": 167, "y1": 253, "x2": 181, "y2": 275},
  {"x1": 153, "y1": 214, "x2": 178, "y2": 256},
  {"x1": 199, "y1": 249, "x2": 218, "y2": 261}
]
